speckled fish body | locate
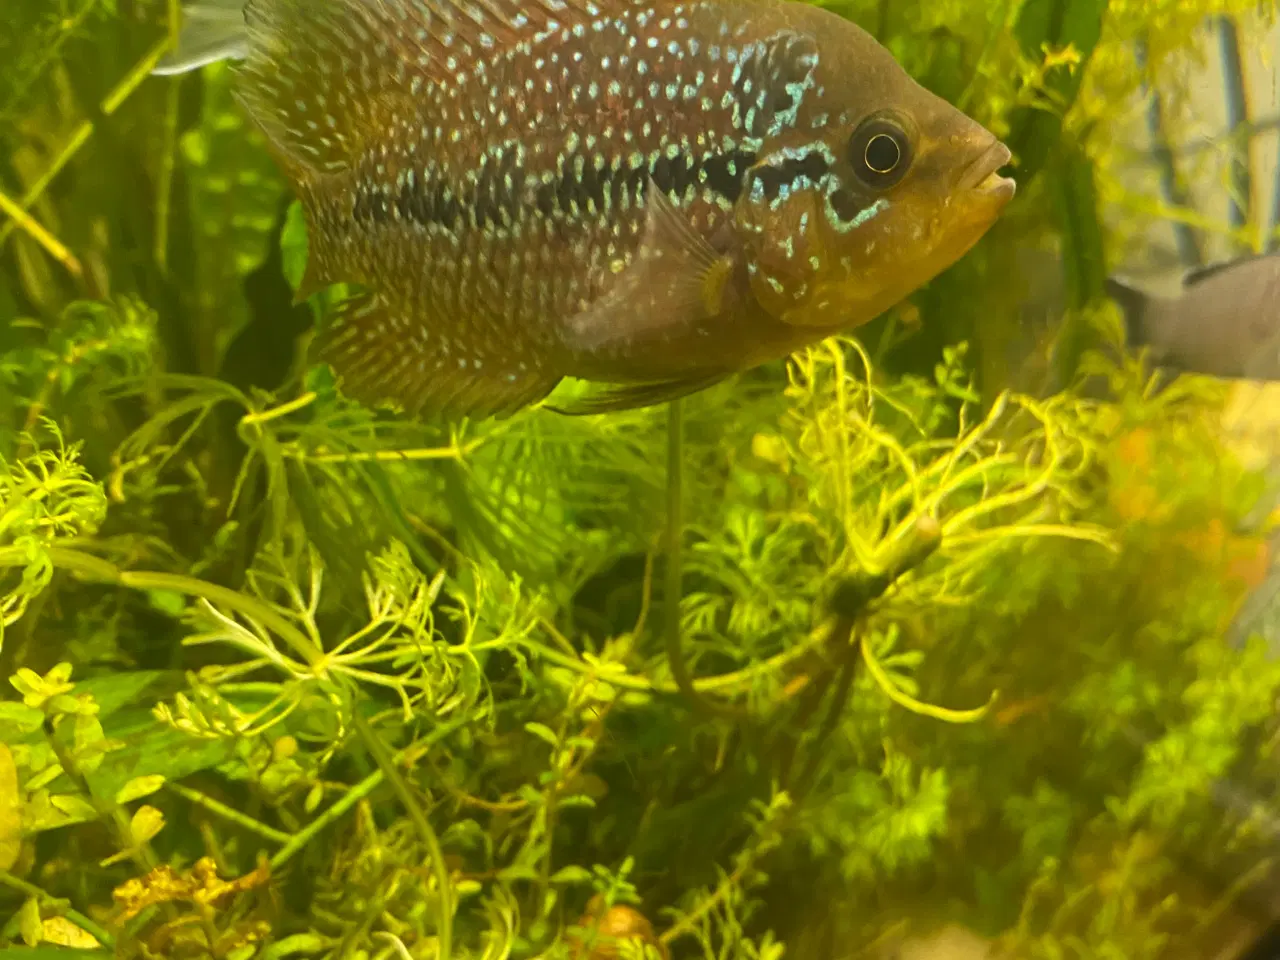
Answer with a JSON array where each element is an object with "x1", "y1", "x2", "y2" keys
[
  {"x1": 1108, "y1": 253, "x2": 1280, "y2": 381},
  {"x1": 157, "y1": 0, "x2": 1016, "y2": 418}
]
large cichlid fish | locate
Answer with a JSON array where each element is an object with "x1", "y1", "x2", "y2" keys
[
  {"x1": 1107, "y1": 252, "x2": 1280, "y2": 381},
  {"x1": 155, "y1": 0, "x2": 1016, "y2": 418}
]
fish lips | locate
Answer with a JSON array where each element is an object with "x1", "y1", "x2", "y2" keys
[{"x1": 958, "y1": 140, "x2": 1016, "y2": 202}]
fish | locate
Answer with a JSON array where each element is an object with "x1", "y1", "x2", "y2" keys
[
  {"x1": 153, "y1": 0, "x2": 1017, "y2": 420},
  {"x1": 1106, "y1": 252, "x2": 1280, "y2": 381}
]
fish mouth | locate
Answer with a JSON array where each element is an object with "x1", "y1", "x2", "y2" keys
[{"x1": 958, "y1": 139, "x2": 1016, "y2": 199}]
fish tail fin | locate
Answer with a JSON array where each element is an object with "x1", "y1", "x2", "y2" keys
[
  {"x1": 151, "y1": 0, "x2": 249, "y2": 76},
  {"x1": 1104, "y1": 275, "x2": 1149, "y2": 347}
]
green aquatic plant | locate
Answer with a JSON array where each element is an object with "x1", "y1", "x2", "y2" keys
[
  {"x1": 3, "y1": 1, "x2": 1280, "y2": 959},
  {"x1": 0, "y1": 422, "x2": 108, "y2": 653}
]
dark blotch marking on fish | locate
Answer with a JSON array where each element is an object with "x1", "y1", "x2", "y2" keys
[
  {"x1": 354, "y1": 147, "x2": 761, "y2": 230},
  {"x1": 472, "y1": 153, "x2": 510, "y2": 228},
  {"x1": 754, "y1": 150, "x2": 830, "y2": 201},
  {"x1": 702, "y1": 151, "x2": 753, "y2": 203},
  {"x1": 358, "y1": 176, "x2": 461, "y2": 229},
  {"x1": 829, "y1": 187, "x2": 862, "y2": 223}
]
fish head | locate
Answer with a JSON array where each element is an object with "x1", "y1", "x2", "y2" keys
[{"x1": 734, "y1": 16, "x2": 1016, "y2": 331}]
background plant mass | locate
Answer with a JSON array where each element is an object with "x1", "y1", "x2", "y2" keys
[{"x1": 1, "y1": 1, "x2": 1279, "y2": 958}]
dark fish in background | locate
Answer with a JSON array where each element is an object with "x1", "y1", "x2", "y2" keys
[
  {"x1": 154, "y1": 0, "x2": 1016, "y2": 419},
  {"x1": 1105, "y1": 253, "x2": 1280, "y2": 655},
  {"x1": 1105, "y1": 252, "x2": 1280, "y2": 648},
  {"x1": 1106, "y1": 252, "x2": 1280, "y2": 381}
]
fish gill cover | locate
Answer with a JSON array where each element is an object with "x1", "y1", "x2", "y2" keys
[{"x1": 0, "y1": 1, "x2": 1278, "y2": 959}]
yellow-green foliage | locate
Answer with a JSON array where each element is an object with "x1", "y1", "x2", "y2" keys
[{"x1": 1, "y1": 2, "x2": 1278, "y2": 959}]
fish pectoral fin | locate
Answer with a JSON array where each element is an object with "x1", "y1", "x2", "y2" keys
[
  {"x1": 313, "y1": 291, "x2": 559, "y2": 421},
  {"x1": 544, "y1": 374, "x2": 729, "y2": 416},
  {"x1": 640, "y1": 183, "x2": 740, "y2": 318},
  {"x1": 565, "y1": 182, "x2": 740, "y2": 354}
]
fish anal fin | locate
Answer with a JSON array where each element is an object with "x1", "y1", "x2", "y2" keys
[
  {"x1": 545, "y1": 374, "x2": 729, "y2": 416},
  {"x1": 566, "y1": 182, "x2": 741, "y2": 354},
  {"x1": 313, "y1": 292, "x2": 558, "y2": 421}
]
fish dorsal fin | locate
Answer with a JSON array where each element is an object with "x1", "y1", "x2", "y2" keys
[
  {"x1": 1183, "y1": 254, "x2": 1266, "y2": 289},
  {"x1": 564, "y1": 181, "x2": 741, "y2": 354},
  {"x1": 545, "y1": 374, "x2": 730, "y2": 416},
  {"x1": 313, "y1": 290, "x2": 559, "y2": 421},
  {"x1": 234, "y1": 0, "x2": 653, "y2": 175}
]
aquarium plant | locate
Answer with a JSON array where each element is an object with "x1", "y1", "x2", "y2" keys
[{"x1": 1, "y1": 1, "x2": 1278, "y2": 959}]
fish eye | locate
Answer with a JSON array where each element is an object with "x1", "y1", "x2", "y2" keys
[{"x1": 849, "y1": 117, "x2": 912, "y2": 190}]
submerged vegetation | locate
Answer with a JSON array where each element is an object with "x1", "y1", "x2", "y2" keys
[{"x1": 2, "y1": 1, "x2": 1280, "y2": 958}]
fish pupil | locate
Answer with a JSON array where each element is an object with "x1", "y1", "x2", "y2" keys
[{"x1": 865, "y1": 134, "x2": 900, "y2": 174}]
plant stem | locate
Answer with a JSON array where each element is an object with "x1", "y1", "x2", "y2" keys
[
  {"x1": 792, "y1": 651, "x2": 859, "y2": 801},
  {"x1": 15, "y1": 546, "x2": 324, "y2": 669},
  {"x1": 659, "y1": 852, "x2": 757, "y2": 947},
  {"x1": 269, "y1": 717, "x2": 469, "y2": 871},
  {"x1": 295, "y1": 441, "x2": 482, "y2": 465},
  {"x1": 0, "y1": 187, "x2": 83, "y2": 281},
  {"x1": 663, "y1": 398, "x2": 692, "y2": 699},
  {"x1": 42, "y1": 717, "x2": 160, "y2": 878},
  {"x1": 270, "y1": 770, "x2": 385, "y2": 871},
  {"x1": 663, "y1": 399, "x2": 747, "y2": 718},
  {"x1": 0, "y1": 38, "x2": 173, "y2": 250},
  {"x1": 153, "y1": 0, "x2": 182, "y2": 275},
  {"x1": 1216, "y1": 15, "x2": 1252, "y2": 248},
  {"x1": 0, "y1": 868, "x2": 115, "y2": 947},
  {"x1": 259, "y1": 933, "x2": 334, "y2": 959},
  {"x1": 166, "y1": 782, "x2": 292, "y2": 845},
  {"x1": 860, "y1": 636, "x2": 996, "y2": 723},
  {"x1": 349, "y1": 705, "x2": 453, "y2": 960}
]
